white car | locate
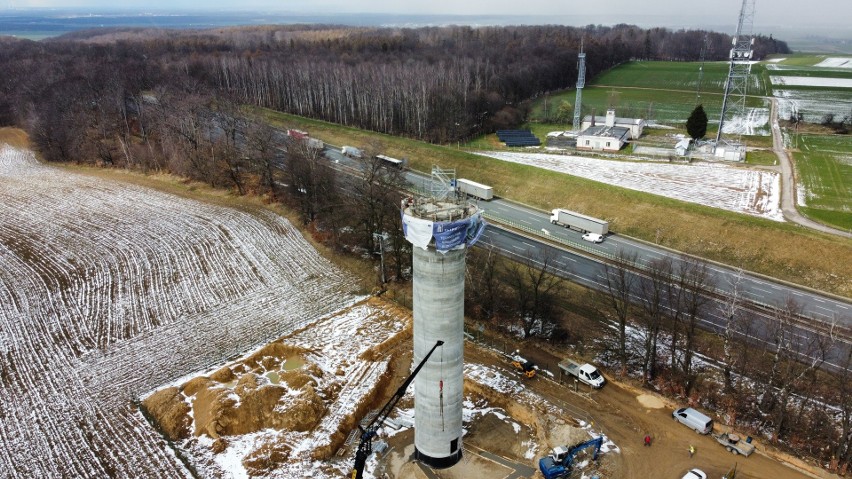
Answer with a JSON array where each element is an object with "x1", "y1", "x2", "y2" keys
[
  {"x1": 681, "y1": 469, "x2": 707, "y2": 479},
  {"x1": 581, "y1": 232, "x2": 604, "y2": 243}
]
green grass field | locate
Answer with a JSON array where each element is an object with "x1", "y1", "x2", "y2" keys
[
  {"x1": 530, "y1": 61, "x2": 768, "y2": 127},
  {"x1": 590, "y1": 61, "x2": 771, "y2": 96},
  {"x1": 765, "y1": 54, "x2": 852, "y2": 67},
  {"x1": 795, "y1": 134, "x2": 852, "y2": 230}
]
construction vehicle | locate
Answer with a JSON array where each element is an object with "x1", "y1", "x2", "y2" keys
[
  {"x1": 510, "y1": 351, "x2": 537, "y2": 378},
  {"x1": 351, "y1": 340, "x2": 444, "y2": 479},
  {"x1": 539, "y1": 436, "x2": 604, "y2": 479},
  {"x1": 712, "y1": 432, "x2": 755, "y2": 456}
]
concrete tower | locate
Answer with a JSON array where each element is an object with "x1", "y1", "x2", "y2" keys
[{"x1": 401, "y1": 168, "x2": 485, "y2": 468}]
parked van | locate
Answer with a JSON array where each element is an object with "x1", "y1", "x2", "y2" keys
[{"x1": 672, "y1": 407, "x2": 713, "y2": 434}]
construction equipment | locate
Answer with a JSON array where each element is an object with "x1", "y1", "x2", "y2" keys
[
  {"x1": 351, "y1": 340, "x2": 444, "y2": 479},
  {"x1": 712, "y1": 432, "x2": 755, "y2": 456},
  {"x1": 510, "y1": 351, "x2": 537, "y2": 378},
  {"x1": 539, "y1": 436, "x2": 604, "y2": 479}
]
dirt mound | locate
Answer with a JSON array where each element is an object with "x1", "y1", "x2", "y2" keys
[
  {"x1": 142, "y1": 387, "x2": 191, "y2": 440},
  {"x1": 242, "y1": 435, "x2": 292, "y2": 476}
]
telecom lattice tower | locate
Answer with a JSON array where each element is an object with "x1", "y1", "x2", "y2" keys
[
  {"x1": 572, "y1": 42, "x2": 586, "y2": 133},
  {"x1": 716, "y1": 0, "x2": 756, "y2": 145},
  {"x1": 401, "y1": 167, "x2": 485, "y2": 468}
]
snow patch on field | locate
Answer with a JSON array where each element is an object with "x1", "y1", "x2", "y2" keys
[
  {"x1": 765, "y1": 58, "x2": 786, "y2": 63},
  {"x1": 770, "y1": 76, "x2": 852, "y2": 88},
  {"x1": 476, "y1": 151, "x2": 783, "y2": 221},
  {"x1": 722, "y1": 107, "x2": 770, "y2": 136},
  {"x1": 814, "y1": 57, "x2": 852, "y2": 69},
  {"x1": 0, "y1": 144, "x2": 358, "y2": 478}
]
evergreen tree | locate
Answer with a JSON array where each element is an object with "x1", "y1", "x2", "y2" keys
[{"x1": 686, "y1": 104, "x2": 708, "y2": 140}]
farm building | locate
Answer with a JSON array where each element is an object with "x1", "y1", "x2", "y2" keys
[
  {"x1": 581, "y1": 109, "x2": 645, "y2": 139},
  {"x1": 576, "y1": 125, "x2": 631, "y2": 151},
  {"x1": 675, "y1": 137, "x2": 691, "y2": 156}
]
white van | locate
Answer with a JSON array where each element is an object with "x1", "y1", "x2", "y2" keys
[{"x1": 672, "y1": 407, "x2": 713, "y2": 434}]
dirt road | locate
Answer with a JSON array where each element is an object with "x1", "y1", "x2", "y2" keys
[
  {"x1": 463, "y1": 344, "x2": 825, "y2": 479},
  {"x1": 768, "y1": 97, "x2": 852, "y2": 238}
]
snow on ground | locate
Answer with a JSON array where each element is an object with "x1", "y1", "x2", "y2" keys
[
  {"x1": 814, "y1": 57, "x2": 852, "y2": 69},
  {"x1": 766, "y1": 58, "x2": 787, "y2": 63},
  {"x1": 177, "y1": 299, "x2": 409, "y2": 478},
  {"x1": 721, "y1": 107, "x2": 771, "y2": 136},
  {"x1": 770, "y1": 76, "x2": 852, "y2": 89},
  {"x1": 0, "y1": 144, "x2": 359, "y2": 477},
  {"x1": 476, "y1": 151, "x2": 784, "y2": 221},
  {"x1": 774, "y1": 89, "x2": 852, "y2": 123}
]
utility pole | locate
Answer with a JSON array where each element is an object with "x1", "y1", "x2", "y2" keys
[{"x1": 373, "y1": 232, "x2": 388, "y2": 285}]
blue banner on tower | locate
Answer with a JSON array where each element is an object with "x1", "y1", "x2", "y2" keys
[{"x1": 432, "y1": 219, "x2": 470, "y2": 251}]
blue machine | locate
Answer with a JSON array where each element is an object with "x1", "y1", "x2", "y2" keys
[{"x1": 539, "y1": 436, "x2": 604, "y2": 479}]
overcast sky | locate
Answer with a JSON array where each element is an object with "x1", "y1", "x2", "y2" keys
[{"x1": 8, "y1": 0, "x2": 851, "y2": 29}]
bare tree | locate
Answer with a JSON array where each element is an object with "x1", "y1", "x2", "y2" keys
[
  {"x1": 465, "y1": 245, "x2": 502, "y2": 321},
  {"x1": 760, "y1": 297, "x2": 830, "y2": 443},
  {"x1": 638, "y1": 257, "x2": 672, "y2": 384},
  {"x1": 675, "y1": 256, "x2": 714, "y2": 395},
  {"x1": 600, "y1": 249, "x2": 638, "y2": 375},
  {"x1": 718, "y1": 268, "x2": 745, "y2": 393},
  {"x1": 502, "y1": 249, "x2": 565, "y2": 339}
]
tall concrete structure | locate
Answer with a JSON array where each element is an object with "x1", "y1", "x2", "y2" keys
[{"x1": 401, "y1": 168, "x2": 485, "y2": 468}]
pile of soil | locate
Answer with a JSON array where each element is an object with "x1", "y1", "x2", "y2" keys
[{"x1": 143, "y1": 347, "x2": 324, "y2": 443}]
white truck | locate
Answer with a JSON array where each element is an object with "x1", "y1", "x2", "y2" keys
[
  {"x1": 550, "y1": 208, "x2": 608, "y2": 235},
  {"x1": 341, "y1": 145, "x2": 363, "y2": 158},
  {"x1": 456, "y1": 178, "x2": 494, "y2": 201},
  {"x1": 558, "y1": 358, "x2": 606, "y2": 388}
]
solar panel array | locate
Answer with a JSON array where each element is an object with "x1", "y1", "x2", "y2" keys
[{"x1": 497, "y1": 130, "x2": 541, "y2": 147}]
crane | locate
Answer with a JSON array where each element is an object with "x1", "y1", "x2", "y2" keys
[{"x1": 351, "y1": 340, "x2": 444, "y2": 479}]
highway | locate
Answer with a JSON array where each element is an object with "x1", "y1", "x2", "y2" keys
[{"x1": 321, "y1": 143, "x2": 852, "y2": 368}]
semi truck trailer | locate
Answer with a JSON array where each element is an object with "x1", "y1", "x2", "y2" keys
[
  {"x1": 550, "y1": 209, "x2": 608, "y2": 235},
  {"x1": 456, "y1": 178, "x2": 493, "y2": 201}
]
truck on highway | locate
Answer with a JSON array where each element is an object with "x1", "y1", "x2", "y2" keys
[
  {"x1": 550, "y1": 209, "x2": 608, "y2": 235},
  {"x1": 455, "y1": 178, "x2": 494, "y2": 201},
  {"x1": 341, "y1": 145, "x2": 363, "y2": 158},
  {"x1": 558, "y1": 358, "x2": 606, "y2": 388}
]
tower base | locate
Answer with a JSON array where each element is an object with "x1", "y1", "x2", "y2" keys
[{"x1": 414, "y1": 447, "x2": 463, "y2": 469}]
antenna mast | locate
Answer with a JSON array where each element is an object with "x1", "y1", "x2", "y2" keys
[
  {"x1": 572, "y1": 39, "x2": 586, "y2": 133},
  {"x1": 716, "y1": 0, "x2": 756, "y2": 145},
  {"x1": 695, "y1": 33, "x2": 709, "y2": 105}
]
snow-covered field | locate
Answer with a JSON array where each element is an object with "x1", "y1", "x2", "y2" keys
[
  {"x1": 770, "y1": 76, "x2": 852, "y2": 89},
  {"x1": 814, "y1": 57, "x2": 852, "y2": 69},
  {"x1": 0, "y1": 144, "x2": 359, "y2": 477},
  {"x1": 722, "y1": 107, "x2": 771, "y2": 136},
  {"x1": 774, "y1": 88, "x2": 852, "y2": 123},
  {"x1": 477, "y1": 151, "x2": 783, "y2": 221}
]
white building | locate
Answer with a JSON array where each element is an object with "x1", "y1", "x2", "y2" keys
[{"x1": 581, "y1": 109, "x2": 645, "y2": 139}]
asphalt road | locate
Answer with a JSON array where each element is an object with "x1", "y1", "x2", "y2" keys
[{"x1": 321, "y1": 144, "x2": 852, "y2": 368}]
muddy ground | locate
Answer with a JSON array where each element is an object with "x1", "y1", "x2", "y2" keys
[{"x1": 375, "y1": 342, "x2": 830, "y2": 479}]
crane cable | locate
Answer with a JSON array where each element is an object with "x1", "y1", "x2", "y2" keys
[{"x1": 439, "y1": 343, "x2": 445, "y2": 431}]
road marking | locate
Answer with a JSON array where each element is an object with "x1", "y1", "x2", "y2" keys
[
  {"x1": 753, "y1": 288, "x2": 772, "y2": 295},
  {"x1": 814, "y1": 298, "x2": 826, "y2": 303},
  {"x1": 521, "y1": 241, "x2": 536, "y2": 248},
  {"x1": 815, "y1": 305, "x2": 835, "y2": 312}
]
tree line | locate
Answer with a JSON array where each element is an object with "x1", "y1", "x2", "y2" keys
[
  {"x1": 464, "y1": 245, "x2": 851, "y2": 473},
  {"x1": 0, "y1": 23, "x2": 789, "y2": 152}
]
